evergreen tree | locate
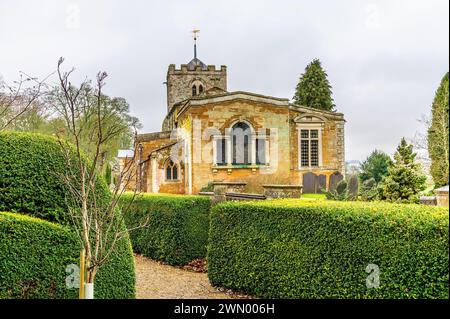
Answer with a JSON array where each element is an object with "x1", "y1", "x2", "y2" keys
[
  {"x1": 427, "y1": 72, "x2": 449, "y2": 188},
  {"x1": 293, "y1": 59, "x2": 335, "y2": 111},
  {"x1": 359, "y1": 150, "x2": 392, "y2": 184},
  {"x1": 379, "y1": 138, "x2": 427, "y2": 203},
  {"x1": 359, "y1": 178, "x2": 379, "y2": 201}
]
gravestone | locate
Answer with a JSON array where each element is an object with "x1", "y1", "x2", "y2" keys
[
  {"x1": 317, "y1": 174, "x2": 327, "y2": 193},
  {"x1": 302, "y1": 172, "x2": 316, "y2": 194},
  {"x1": 329, "y1": 172, "x2": 344, "y2": 192},
  {"x1": 347, "y1": 175, "x2": 359, "y2": 198}
]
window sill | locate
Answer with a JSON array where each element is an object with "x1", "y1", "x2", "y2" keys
[
  {"x1": 296, "y1": 167, "x2": 336, "y2": 171},
  {"x1": 212, "y1": 164, "x2": 269, "y2": 172}
]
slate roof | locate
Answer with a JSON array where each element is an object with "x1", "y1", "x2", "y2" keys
[{"x1": 187, "y1": 57, "x2": 208, "y2": 71}]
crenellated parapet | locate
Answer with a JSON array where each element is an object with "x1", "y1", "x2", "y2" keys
[
  {"x1": 166, "y1": 62, "x2": 228, "y2": 113},
  {"x1": 167, "y1": 64, "x2": 227, "y2": 73}
]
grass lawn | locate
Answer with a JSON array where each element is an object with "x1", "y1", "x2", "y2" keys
[{"x1": 301, "y1": 193, "x2": 327, "y2": 199}]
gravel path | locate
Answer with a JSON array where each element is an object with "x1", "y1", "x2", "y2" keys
[{"x1": 135, "y1": 254, "x2": 245, "y2": 299}]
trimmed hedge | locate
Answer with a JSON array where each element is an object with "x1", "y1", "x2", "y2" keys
[
  {"x1": 208, "y1": 200, "x2": 449, "y2": 298},
  {"x1": 121, "y1": 193, "x2": 211, "y2": 265},
  {"x1": 0, "y1": 212, "x2": 80, "y2": 298},
  {"x1": 0, "y1": 132, "x2": 135, "y2": 299},
  {"x1": 0, "y1": 131, "x2": 108, "y2": 223}
]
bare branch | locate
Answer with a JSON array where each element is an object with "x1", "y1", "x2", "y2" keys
[
  {"x1": 50, "y1": 58, "x2": 146, "y2": 286},
  {"x1": 0, "y1": 71, "x2": 53, "y2": 130}
]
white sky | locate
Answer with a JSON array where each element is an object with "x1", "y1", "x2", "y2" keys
[{"x1": 0, "y1": 0, "x2": 448, "y2": 161}]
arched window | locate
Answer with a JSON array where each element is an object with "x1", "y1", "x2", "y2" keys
[
  {"x1": 191, "y1": 80, "x2": 204, "y2": 97},
  {"x1": 232, "y1": 122, "x2": 251, "y2": 165},
  {"x1": 165, "y1": 159, "x2": 179, "y2": 181}
]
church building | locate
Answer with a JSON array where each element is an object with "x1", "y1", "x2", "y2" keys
[{"x1": 124, "y1": 37, "x2": 345, "y2": 195}]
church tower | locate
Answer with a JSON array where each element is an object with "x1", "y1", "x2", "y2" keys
[{"x1": 166, "y1": 30, "x2": 227, "y2": 113}]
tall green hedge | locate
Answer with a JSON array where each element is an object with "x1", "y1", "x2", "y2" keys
[
  {"x1": 121, "y1": 193, "x2": 211, "y2": 265},
  {"x1": 208, "y1": 200, "x2": 449, "y2": 299},
  {"x1": 0, "y1": 131, "x2": 108, "y2": 223},
  {"x1": 0, "y1": 212, "x2": 79, "y2": 298},
  {"x1": 0, "y1": 132, "x2": 135, "y2": 299}
]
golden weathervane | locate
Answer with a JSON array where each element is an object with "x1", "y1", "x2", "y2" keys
[{"x1": 192, "y1": 29, "x2": 200, "y2": 59}]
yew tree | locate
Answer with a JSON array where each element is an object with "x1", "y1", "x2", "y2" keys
[
  {"x1": 427, "y1": 72, "x2": 449, "y2": 188},
  {"x1": 293, "y1": 59, "x2": 335, "y2": 111},
  {"x1": 379, "y1": 138, "x2": 426, "y2": 203}
]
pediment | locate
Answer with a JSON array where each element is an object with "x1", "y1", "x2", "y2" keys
[{"x1": 294, "y1": 114, "x2": 327, "y2": 123}]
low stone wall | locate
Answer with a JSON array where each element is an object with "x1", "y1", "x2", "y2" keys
[
  {"x1": 212, "y1": 181, "x2": 248, "y2": 204},
  {"x1": 211, "y1": 182, "x2": 303, "y2": 203},
  {"x1": 198, "y1": 191, "x2": 214, "y2": 197},
  {"x1": 435, "y1": 186, "x2": 449, "y2": 207},
  {"x1": 420, "y1": 196, "x2": 437, "y2": 206},
  {"x1": 212, "y1": 181, "x2": 247, "y2": 193},
  {"x1": 262, "y1": 184, "x2": 303, "y2": 199},
  {"x1": 226, "y1": 192, "x2": 266, "y2": 201}
]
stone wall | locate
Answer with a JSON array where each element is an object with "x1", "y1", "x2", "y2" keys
[
  {"x1": 179, "y1": 98, "x2": 345, "y2": 194},
  {"x1": 147, "y1": 150, "x2": 185, "y2": 194},
  {"x1": 166, "y1": 64, "x2": 227, "y2": 113},
  {"x1": 131, "y1": 92, "x2": 345, "y2": 196},
  {"x1": 436, "y1": 186, "x2": 449, "y2": 207},
  {"x1": 134, "y1": 131, "x2": 185, "y2": 193},
  {"x1": 288, "y1": 107, "x2": 345, "y2": 191},
  {"x1": 211, "y1": 181, "x2": 247, "y2": 204},
  {"x1": 187, "y1": 99, "x2": 292, "y2": 194},
  {"x1": 263, "y1": 185, "x2": 303, "y2": 199}
]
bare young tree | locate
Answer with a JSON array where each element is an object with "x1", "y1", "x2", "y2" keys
[
  {"x1": 411, "y1": 114, "x2": 431, "y2": 151},
  {"x1": 52, "y1": 57, "x2": 145, "y2": 296},
  {"x1": 409, "y1": 114, "x2": 432, "y2": 183},
  {"x1": 0, "y1": 72, "x2": 51, "y2": 131}
]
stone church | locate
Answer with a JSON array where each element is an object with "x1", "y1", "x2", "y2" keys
[{"x1": 124, "y1": 44, "x2": 345, "y2": 195}]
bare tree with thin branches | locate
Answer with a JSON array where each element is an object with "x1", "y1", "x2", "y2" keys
[
  {"x1": 51, "y1": 57, "x2": 146, "y2": 296},
  {"x1": 409, "y1": 114, "x2": 433, "y2": 184},
  {"x1": 0, "y1": 72, "x2": 51, "y2": 131}
]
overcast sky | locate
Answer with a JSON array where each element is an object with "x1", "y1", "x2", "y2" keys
[{"x1": 0, "y1": 0, "x2": 448, "y2": 161}]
